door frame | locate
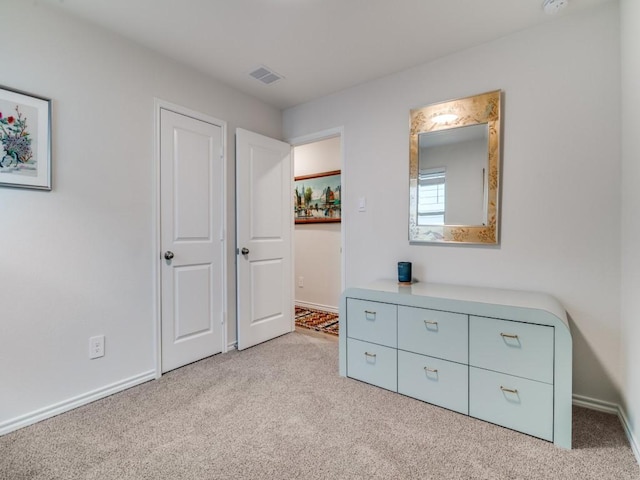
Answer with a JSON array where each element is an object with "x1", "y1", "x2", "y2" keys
[
  {"x1": 153, "y1": 98, "x2": 228, "y2": 379},
  {"x1": 287, "y1": 126, "x2": 346, "y2": 325}
]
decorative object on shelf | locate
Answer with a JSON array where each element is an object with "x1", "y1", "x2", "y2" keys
[
  {"x1": 409, "y1": 90, "x2": 502, "y2": 245},
  {"x1": 0, "y1": 86, "x2": 52, "y2": 190},
  {"x1": 397, "y1": 261, "x2": 412, "y2": 284},
  {"x1": 294, "y1": 170, "x2": 341, "y2": 224}
]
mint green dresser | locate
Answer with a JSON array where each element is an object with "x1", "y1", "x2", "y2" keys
[{"x1": 339, "y1": 280, "x2": 572, "y2": 449}]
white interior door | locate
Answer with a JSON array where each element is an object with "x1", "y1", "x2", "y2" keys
[
  {"x1": 160, "y1": 108, "x2": 225, "y2": 372},
  {"x1": 236, "y1": 128, "x2": 293, "y2": 350}
]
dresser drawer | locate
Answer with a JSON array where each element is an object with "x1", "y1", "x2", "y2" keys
[
  {"x1": 398, "y1": 350, "x2": 468, "y2": 414},
  {"x1": 469, "y1": 367, "x2": 553, "y2": 441},
  {"x1": 398, "y1": 306, "x2": 468, "y2": 363},
  {"x1": 347, "y1": 299, "x2": 397, "y2": 347},
  {"x1": 347, "y1": 338, "x2": 397, "y2": 392},
  {"x1": 469, "y1": 316, "x2": 554, "y2": 384}
]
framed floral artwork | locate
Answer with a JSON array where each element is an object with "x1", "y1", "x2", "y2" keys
[
  {"x1": 0, "y1": 86, "x2": 52, "y2": 190},
  {"x1": 294, "y1": 170, "x2": 341, "y2": 224}
]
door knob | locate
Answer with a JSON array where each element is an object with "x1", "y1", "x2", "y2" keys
[
  {"x1": 164, "y1": 251, "x2": 174, "y2": 260},
  {"x1": 241, "y1": 247, "x2": 249, "y2": 255}
]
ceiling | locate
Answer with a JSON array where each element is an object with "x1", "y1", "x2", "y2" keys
[{"x1": 38, "y1": 0, "x2": 612, "y2": 109}]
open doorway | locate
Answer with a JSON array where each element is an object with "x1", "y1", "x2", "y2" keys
[{"x1": 292, "y1": 134, "x2": 343, "y2": 337}]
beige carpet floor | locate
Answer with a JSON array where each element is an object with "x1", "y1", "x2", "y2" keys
[{"x1": 0, "y1": 331, "x2": 638, "y2": 480}]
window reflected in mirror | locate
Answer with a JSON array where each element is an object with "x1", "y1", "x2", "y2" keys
[{"x1": 418, "y1": 167, "x2": 446, "y2": 226}]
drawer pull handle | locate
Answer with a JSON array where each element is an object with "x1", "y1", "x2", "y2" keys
[
  {"x1": 423, "y1": 367, "x2": 438, "y2": 373},
  {"x1": 364, "y1": 310, "x2": 376, "y2": 315},
  {"x1": 500, "y1": 386, "x2": 518, "y2": 394},
  {"x1": 364, "y1": 352, "x2": 377, "y2": 358},
  {"x1": 500, "y1": 333, "x2": 519, "y2": 339},
  {"x1": 424, "y1": 320, "x2": 438, "y2": 326}
]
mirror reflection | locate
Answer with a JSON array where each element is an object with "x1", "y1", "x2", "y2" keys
[
  {"x1": 409, "y1": 90, "x2": 502, "y2": 245},
  {"x1": 418, "y1": 123, "x2": 488, "y2": 227}
]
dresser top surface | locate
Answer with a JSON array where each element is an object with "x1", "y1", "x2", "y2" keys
[{"x1": 346, "y1": 279, "x2": 568, "y2": 329}]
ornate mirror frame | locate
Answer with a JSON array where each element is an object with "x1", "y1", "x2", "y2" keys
[{"x1": 409, "y1": 90, "x2": 502, "y2": 245}]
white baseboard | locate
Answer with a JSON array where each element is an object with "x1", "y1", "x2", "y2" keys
[
  {"x1": 227, "y1": 342, "x2": 237, "y2": 351},
  {"x1": 619, "y1": 405, "x2": 640, "y2": 466},
  {"x1": 572, "y1": 394, "x2": 618, "y2": 414},
  {"x1": 0, "y1": 370, "x2": 156, "y2": 436},
  {"x1": 295, "y1": 300, "x2": 338, "y2": 314},
  {"x1": 573, "y1": 394, "x2": 639, "y2": 465}
]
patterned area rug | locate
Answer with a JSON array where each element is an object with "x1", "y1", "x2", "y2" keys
[{"x1": 295, "y1": 306, "x2": 339, "y2": 336}]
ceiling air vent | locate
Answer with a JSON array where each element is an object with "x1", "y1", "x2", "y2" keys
[
  {"x1": 542, "y1": 0, "x2": 568, "y2": 14},
  {"x1": 249, "y1": 65, "x2": 283, "y2": 85}
]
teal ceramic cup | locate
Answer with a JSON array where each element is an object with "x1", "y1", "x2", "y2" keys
[{"x1": 397, "y1": 262, "x2": 412, "y2": 283}]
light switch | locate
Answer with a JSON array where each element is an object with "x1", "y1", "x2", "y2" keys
[{"x1": 358, "y1": 197, "x2": 366, "y2": 212}]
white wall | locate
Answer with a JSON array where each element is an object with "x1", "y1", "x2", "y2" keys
[
  {"x1": 284, "y1": 4, "x2": 621, "y2": 403},
  {"x1": 293, "y1": 137, "x2": 342, "y2": 310},
  {"x1": 620, "y1": 0, "x2": 640, "y2": 458},
  {"x1": 0, "y1": 1, "x2": 281, "y2": 432}
]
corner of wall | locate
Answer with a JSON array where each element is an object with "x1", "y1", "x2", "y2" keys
[
  {"x1": 573, "y1": 395, "x2": 640, "y2": 465},
  {"x1": 619, "y1": 405, "x2": 640, "y2": 465},
  {"x1": 620, "y1": 0, "x2": 640, "y2": 468}
]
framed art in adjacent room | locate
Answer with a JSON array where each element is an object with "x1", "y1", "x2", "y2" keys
[
  {"x1": 0, "y1": 86, "x2": 52, "y2": 190},
  {"x1": 294, "y1": 170, "x2": 341, "y2": 224}
]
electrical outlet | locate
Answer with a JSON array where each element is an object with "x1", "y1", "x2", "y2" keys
[
  {"x1": 89, "y1": 335, "x2": 105, "y2": 359},
  {"x1": 298, "y1": 276, "x2": 304, "y2": 288}
]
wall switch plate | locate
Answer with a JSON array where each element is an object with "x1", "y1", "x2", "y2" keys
[
  {"x1": 89, "y1": 335, "x2": 105, "y2": 359},
  {"x1": 298, "y1": 276, "x2": 304, "y2": 288},
  {"x1": 358, "y1": 197, "x2": 366, "y2": 212}
]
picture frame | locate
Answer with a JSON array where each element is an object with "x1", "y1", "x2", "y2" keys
[
  {"x1": 294, "y1": 170, "x2": 341, "y2": 224},
  {"x1": 0, "y1": 86, "x2": 52, "y2": 190}
]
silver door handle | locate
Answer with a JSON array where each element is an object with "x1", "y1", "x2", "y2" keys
[
  {"x1": 164, "y1": 251, "x2": 174, "y2": 260},
  {"x1": 241, "y1": 247, "x2": 250, "y2": 255}
]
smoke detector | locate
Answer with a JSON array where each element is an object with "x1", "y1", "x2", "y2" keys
[
  {"x1": 543, "y1": 0, "x2": 569, "y2": 14},
  {"x1": 249, "y1": 65, "x2": 283, "y2": 85}
]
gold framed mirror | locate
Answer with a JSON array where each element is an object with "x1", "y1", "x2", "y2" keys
[{"x1": 409, "y1": 90, "x2": 502, "y2": 245}]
